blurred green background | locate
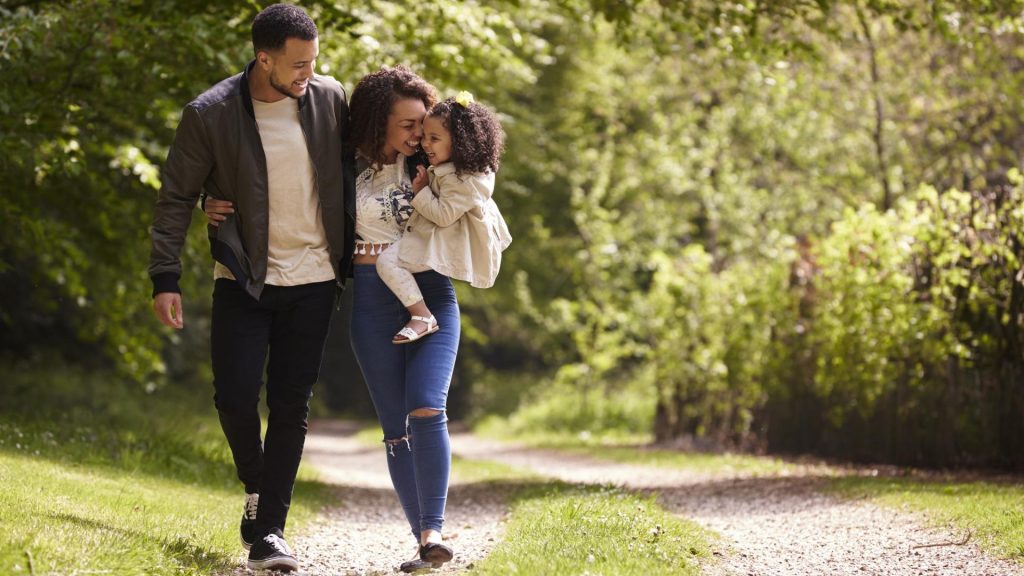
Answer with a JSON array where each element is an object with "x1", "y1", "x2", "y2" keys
[{"x1": 3, "y1": 0, "x2": 1024, "y2": 468}]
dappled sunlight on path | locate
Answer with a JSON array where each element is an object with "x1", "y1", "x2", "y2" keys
[{"x1": 452, "y1": 433, "x2": 1024, "y2": 576}]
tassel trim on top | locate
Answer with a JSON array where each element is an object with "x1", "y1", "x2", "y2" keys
[{"x1": 354, "y1": 242, "x2": 391, "y2": 256}]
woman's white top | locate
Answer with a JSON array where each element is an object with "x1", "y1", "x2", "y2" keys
[{"x1": 353, "y1": 155, "x2": 415, "y2": 255}]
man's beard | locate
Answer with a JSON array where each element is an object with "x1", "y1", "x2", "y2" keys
[{"x1": 269, "y1": 71, "x2": 300, "y2": 99}]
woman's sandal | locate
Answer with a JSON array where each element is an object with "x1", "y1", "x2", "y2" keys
[
  {"x1": 399, "y1": 542, "x2": 452, "y2": 573},
  {"x1": 419, "y1": 541, "x2": 454, "y2": 565},
  {"x1": 399, "y1": 547, "x2": 437, "y2": 573},
  {"x1": 392, "y1": 315, "x2": 439, "y2": 345}
]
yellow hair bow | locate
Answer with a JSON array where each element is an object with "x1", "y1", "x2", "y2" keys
[{"x1": 455, "y1": 91, "x2": 474, "y2": 108}]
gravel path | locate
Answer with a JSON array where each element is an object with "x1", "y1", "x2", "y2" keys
[
  {"x1": 218, "y1": 424, "x2": 1023, "y2": 576},
  {"x1": 220, "y1": 420, "x2": 508, "y2": 575},
  {"x1": 452, "y1": 434, "x2": 1024, "y2": 576}
]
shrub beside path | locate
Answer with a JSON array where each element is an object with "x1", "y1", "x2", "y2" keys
[{"x1": 452, "y1": 434, "x2": 1024, "y2": 576}]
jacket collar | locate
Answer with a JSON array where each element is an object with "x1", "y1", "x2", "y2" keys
[
  {"x1": 240, "y1": 60, "x2": 309, "y2": 119},
  {"x1": 428, "y1": 163, "x2": 497, "y2": 198},
  {"x1": 428, "y1": 162, "x2": 457, "y2": 177}
]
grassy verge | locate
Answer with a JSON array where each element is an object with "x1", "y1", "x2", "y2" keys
[
  {"x1": 354, "y1": 422, "x2": 719, "y2": 575},
  {"x1": 474, "y1": 417, "x2": 794, "y2": 476},
  {"x1": 830, "y1": 476, "x2": 1024, "y2": 564},
  {"x1": 451, "y1": 452, "x2": 719, "y2": 575},
  {"x1": 472, "y1": 482, "x2": 715, "y2": 576},
  {"x1": 0, "y1": 363, "x2": 332, "y2": 575}
]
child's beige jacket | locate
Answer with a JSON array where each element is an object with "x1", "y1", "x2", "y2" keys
[{"x1": 398, "y1": 163, "x2": 512, "y2": 288}]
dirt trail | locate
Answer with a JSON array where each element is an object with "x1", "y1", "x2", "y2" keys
[
  {"x1": 222, "y1": 421, "x2": 508, "y2": 575},
  {"x1": 223, "y1": 423, "x2": 1023, "y2": 575}
]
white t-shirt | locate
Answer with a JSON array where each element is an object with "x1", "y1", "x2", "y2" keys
[{"x1": 215, "y1": 97, "x2": 334, "y2": 286}]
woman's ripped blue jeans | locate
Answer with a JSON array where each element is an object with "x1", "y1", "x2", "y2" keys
[{"x1": 349, "y1": 264, "x2": 459, "y2": 537}]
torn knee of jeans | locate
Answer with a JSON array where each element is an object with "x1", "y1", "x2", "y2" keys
[
  {"x1": 383, "y1": 435, "x2": 410, "y2": 457},
  {"x1": 408, "y1": 408, "x2": 443, "y2": 418}
]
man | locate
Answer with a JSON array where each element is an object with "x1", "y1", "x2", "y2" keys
[{"x1": 149, "y1": 4, "x2": 353, "y2": 571}]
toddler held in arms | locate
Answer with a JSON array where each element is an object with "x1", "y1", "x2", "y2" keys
[{"x1": 376, "y1": 91, "x2": 512, "y2": 344}]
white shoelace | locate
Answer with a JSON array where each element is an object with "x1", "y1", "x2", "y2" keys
[
  {"x1": 244, "y1": 493, "x2": 259, "y2": 520},
  {"x1": 263, "y1": 533, "x2": 292, "y2": 555}
]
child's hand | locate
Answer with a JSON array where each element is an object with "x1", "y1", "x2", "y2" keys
[{"x1": 412, "y1": 165, "x2": 429, "y2": 193}]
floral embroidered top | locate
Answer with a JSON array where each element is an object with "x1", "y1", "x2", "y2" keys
[{"x1": 353, "y1": 155, "x2": 415, "y2": 256}]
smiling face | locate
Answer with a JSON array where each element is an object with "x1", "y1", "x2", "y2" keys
[
  {"x1": 421, "y1": 116, "x2": 452, "y2": 165},
  {"x1": 381, "y1": 98, "x2": 427, "y2": 163},
  {"x1": 258, "y1": 36, "x2": 318, "y2": 100}
]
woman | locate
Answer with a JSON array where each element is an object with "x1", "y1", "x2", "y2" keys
[{"x1": 207, "y1": 66, "x2": 457, "y2": 573}]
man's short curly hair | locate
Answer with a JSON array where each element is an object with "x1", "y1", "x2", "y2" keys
[
  {"x1": 252, "y1": 4, "x2": 318, "y2": 55},
  {"x1": 349, "y1": 66, "x2": 437, "y2": 168},
  {"x1": 428, "y1": 97, "x2": 504, "y2": 175}
]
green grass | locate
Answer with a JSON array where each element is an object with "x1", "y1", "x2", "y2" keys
[
  {"x1": 0, "y1": 363, "x2": 333, "y2": 575},
  {"x1": 474, "y1": 417, "x2": 794, "y2": 476},
  {"x1": 1, "y1": 452, "x2": 240, "y2": 574},
  {"x1": 356, "y1": 422, "x2": 719, "y2": 575},
  {"x1": 472, "y1": 483, "x2": 715, "y2": 576},
  {"x1": 831, "y1": 476, "x2": 1024, "y2": 564}
]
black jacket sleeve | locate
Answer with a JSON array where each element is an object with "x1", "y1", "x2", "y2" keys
[{"x1": 148, "y1": 104, "x2": 214, "y2": 296}]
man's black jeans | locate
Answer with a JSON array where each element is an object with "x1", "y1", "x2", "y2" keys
[{"x1": 211, "y1": 278, "x2": 335, "y2": 538}]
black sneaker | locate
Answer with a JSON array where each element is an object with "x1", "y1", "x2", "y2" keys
[
  {"x1": 247, "y1": 529, "x2": 299, "y2": 572},
  {"x1": 240, "y1": 492, "x2": 259, "y2": 551}
]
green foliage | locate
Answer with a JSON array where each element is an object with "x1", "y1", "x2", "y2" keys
[
  {"x1": 811, "y1": 203, "x2": 928, "y2": 421},
  {"x1": 495, "y1": 2, "x2": 1024, "y2": 467},
  {"x1": 4, "y1": 0, "x2": 1024, "y2": 467},
  {"x1": 0, "y1": 1, "x2": 252, "y2": 382},
  {"x1": 494, "y1": 369, "x2": 656, "y2": 438}
]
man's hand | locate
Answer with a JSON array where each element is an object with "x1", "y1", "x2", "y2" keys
[
  {"x1": 412, "y1": 165, "x2": 429, "y2": 193},
  {"x1": 204, "y1": 198, "x2": 235, "y2": 227},
  {"x1": 154, "y1": 292, "x2": 184, "y2": 329}
]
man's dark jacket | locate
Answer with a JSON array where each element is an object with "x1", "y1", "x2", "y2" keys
[{"x1": 149, "y1": 61, "x2": 355, "y2": 300}]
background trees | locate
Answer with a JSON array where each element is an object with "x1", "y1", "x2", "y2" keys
[{"x1": 3, "y1": 0, "x2": 1023, "y2": 467}]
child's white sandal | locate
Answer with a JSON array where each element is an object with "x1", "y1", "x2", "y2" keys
[{"x1": 392, "y1": 315, "x2": 439, "y2": 345}]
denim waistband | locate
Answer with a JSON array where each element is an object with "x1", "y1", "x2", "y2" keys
[{"x1": 353, "y1": 263, "x2": 448, "y2": 283}]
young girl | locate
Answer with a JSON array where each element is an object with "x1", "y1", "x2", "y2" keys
[{"x1": 376, "y1": 91, "x2": 512, "y2": 344}]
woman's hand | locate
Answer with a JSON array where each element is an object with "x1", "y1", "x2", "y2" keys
[
  {"x1": 204, "y1": 198, "x2": 235, "y2": 227},
  {"x1": 412, "y1": 165, "x2": 429, "y2": 194}
]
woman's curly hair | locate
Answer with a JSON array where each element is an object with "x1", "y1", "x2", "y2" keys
[
  {"x1": 348, "y1": 65, "x2": 437, "y2": 169},
  {"x1": 428, "y1": 97, "x2": 504, "y2": 175}
]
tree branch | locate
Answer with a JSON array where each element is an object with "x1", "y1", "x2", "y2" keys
[
  {"x1": 911, "y1": 529, "x2": 973, "y2": 550},
  {"x1": 856, "y1": 3, "x2": 893, "y2": 211}
]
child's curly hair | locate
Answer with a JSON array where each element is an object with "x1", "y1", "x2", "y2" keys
[
  {"x1": 349, "y1": 65, "x2": 437, "y2": 168},
  {"x1": 428, "y1": 97, "x2": 504, "y2": 175}
]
